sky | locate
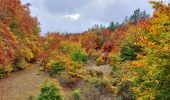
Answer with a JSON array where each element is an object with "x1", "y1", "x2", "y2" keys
[{"x1": 21, "y1": 0, "x2": 156, "y2": 35}]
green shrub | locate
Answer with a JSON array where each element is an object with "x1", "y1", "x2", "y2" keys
[
  {"x1": 59, "y1": 41, "x2": 81, "y2": 54},
  {"x1": 120, "y1": 41, "x2": 142, "y2": 61},
  {"x1": 118, "y1": 81, "x2": 135, "y2": 100},
  {"x1": 110, "y1": 53, "x2": 122, "y2": 85},
  {"x1": 12, "y1": 57, "x2": 26, "y2": 71},
  {"x1": 0, "y1": 67, "x2": 8, "y2": 79},
  {"x1": 71, "y1": 48, "x2": 88, "y2": 63},
  {"x1": 90, "y1": 77, "x2": 113, "y2": 93},
  {"x1": 38, "y1": 78, "x2": 64, "y2": 100},
  {"x1": 73, "y1": 88, "x2": 81, "y2": 100},
  {"x1": 49, "y1": 62, "x2": 66, "y2": 77},
  {"x1": 91, "y1": 77, "x2": 105, "y2": 91}
]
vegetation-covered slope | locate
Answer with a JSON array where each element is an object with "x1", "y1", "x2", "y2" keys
[{"x1": 0, "y1": 0, "x2": 169, "y2": 100}]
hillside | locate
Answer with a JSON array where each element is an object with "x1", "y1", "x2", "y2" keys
[{"x1": 0, "y1": 0, "x2": 169, "y2": 100}]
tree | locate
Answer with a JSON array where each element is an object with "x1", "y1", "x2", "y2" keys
[
  {"x1": 0, "y1": 0, "x2": 40, "y2": 72},
  {"x1": 129, "y1": 8, "x2": 150, "y2": 24},
  {"x1": 38, "y1": 79, "x2": 64, "y2": 100},
  {"x1": 108, "y1": 21, "x2": 120, "y2": 31}
]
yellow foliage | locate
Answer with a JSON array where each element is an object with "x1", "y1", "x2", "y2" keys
[
  {"x1": 22, "y1": 47, "x2": 34, "y2": 61},
  {"x1": 96, "y1": 56, "x2": 105, "y2": 66}
]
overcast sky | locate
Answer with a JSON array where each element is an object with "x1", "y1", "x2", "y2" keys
[{"x1": 21, "y1": 0, "x2": 156, "y2": 35}]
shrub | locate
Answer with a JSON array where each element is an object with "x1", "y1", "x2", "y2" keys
[
  {"x1": 88, "y1": 50, "x2": 101, "y2": 61},
  {"x1": 71, "y1": 48, "x2": 88, "y2": 63},
  {"x1": 120, "y1": 41, "x2": 142, "y2": 61},
  {"x1": 110, "y1": 53, "x2": 122, "y2": 85},
  {"x1": 22, "y1": 47, "x2": 34, "y2": 62},
  {"x1": 38, "y1": 78, "x2": 64, "y2": 100},
  {"x1": 12, "y1": 57, "x2": 26, "y2": 71},
  {"x1": 118, "y1": 81, "x2": 135, "y2": 100},
  {"x1": 0, "y1": 66, "x2": 8, "y2": 79},
  {"x1": 59, "y1": 41, "x2": 81, "y2": 54},
  {"x1": 89, "y1": 77, "x2": 113, "y2": 93},
  {"x1": 96, "y1": 56, "x2": 105, "y2": 66},
  {"x1": 73, "y1": 88, "x2": 81, "y2": 100},
  {"x1": 59, "y1": 41, "x2": 88, "y2": 64},
  {"x1": 49, "y1": 62, "x2": 66, "y2": 77}
]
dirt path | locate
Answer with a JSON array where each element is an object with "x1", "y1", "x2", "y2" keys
[
  {"x1": 0, "y1": 61, "x2": 113, "y2": 100},
  {"x1": 0, "y1": 63, "x2": 48, "y2": 100}
]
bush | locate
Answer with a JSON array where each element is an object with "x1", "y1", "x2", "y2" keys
[
  {"x1": 120, "y1": 41, "x2": 142, "y2": 61},
  {"x1": 73, "y1": 88, "x2": 81, "y2": 100},
  {"x1": 110, "y1": 53, "x2": 122, "y2": 85},
  {"x1": 0, "y1": 67, "x2": 8, "y2": 79},
  {"x1": 88, "y1": 50, "x2": 101, "y2": 61},
  {"x1": 38, "y1": 78, "x2": 64, "y2": 100},
  {"x1": 96, "y1": 56, "x2": 106, "y2": 66},
  {"x1": 12, "y1": 57, "x2": 26, "y2": 71},
  {"x1": 118, "y1": 81, "x2": 135, "y2": 100},
  {"x1": 49, "y1": 62, "x2": 66, "y2": 77},
  {"x1": 89, "y1": 77, "x2": 113, "y2": 93},
  {"x1": 59, "y1": 41, "x2": 81, "y2": 54},
  {"x1": 71, "y1": 48, "x2": 88, "y2": 63}
]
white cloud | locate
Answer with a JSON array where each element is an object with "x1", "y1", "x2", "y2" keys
[{"x1": 63, "y1": 13, "x2": 80, "y2": 21}]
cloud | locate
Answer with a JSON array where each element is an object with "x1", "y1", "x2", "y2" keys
[
  {"x1": 42, "y1": 0, "x2": 91, "y2": 14},
  {"x1": 21, "y1": 0, "x2": 154, "y2": 35},
  {"x1": 63, "y1": 13, "x2": 80, "y2": 21}
]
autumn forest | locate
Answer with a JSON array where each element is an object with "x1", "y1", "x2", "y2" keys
[{"x1": 0, "y1": 0, "x2": 169, "y2": 100}]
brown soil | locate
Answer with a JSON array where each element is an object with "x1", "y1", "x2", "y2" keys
[
  {"x1": 0, "y1": 63, "x2": 48, "y2": 100},
  {"x1": 86, "y1": 61, "x2": 112, "y2": 76}
]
